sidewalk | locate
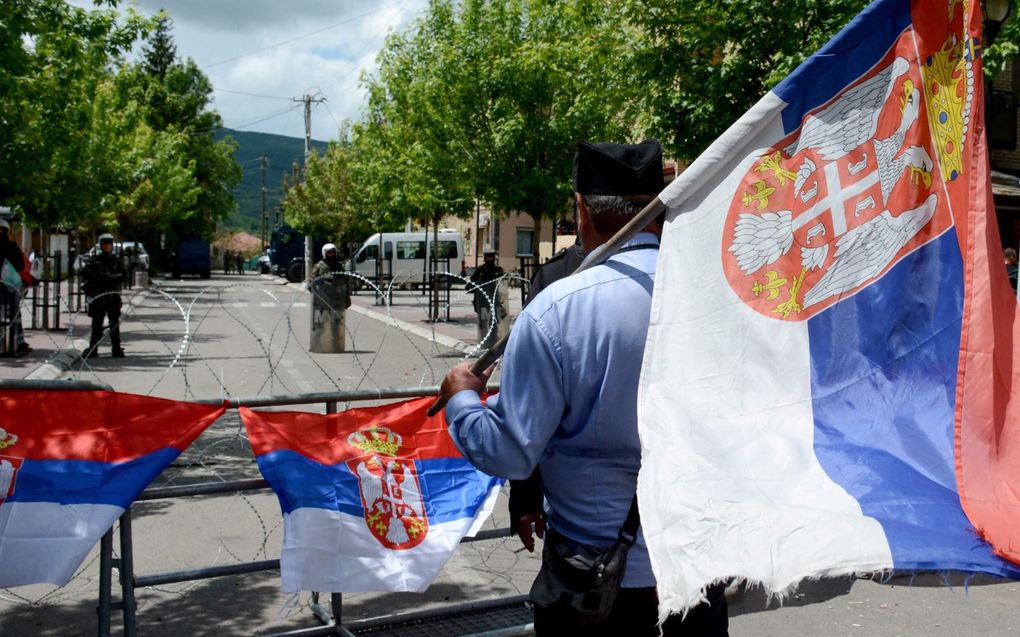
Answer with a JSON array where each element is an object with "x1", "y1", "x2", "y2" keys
[
  {"x1": 0, "y1": 284, "x2": 90, "y2": 382},
  {"x1": 346, "y1": 280, "x2": 524, "y2": 354}
]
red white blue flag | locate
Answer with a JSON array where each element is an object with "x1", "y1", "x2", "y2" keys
[
  {"x1": 0, "y1": 390, "x2": 225, "y2": 587},
  {"x1": 241, "y1": 396, "x2": 503, "y2": 593},
  {"x1": 638, "y1": 0, "x2": 1020, "y2": 616}
]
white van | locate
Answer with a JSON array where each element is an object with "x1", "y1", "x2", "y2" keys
[{"x1": 349, "y1": 231, "x2": 465, "y2": 288}]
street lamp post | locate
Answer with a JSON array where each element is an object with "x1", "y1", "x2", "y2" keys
[
  {"x1": 982, "y1": 0, "x2": 1013, "y2": 144},
  {"x1": 983, "y1": 0, "x2": 1013, "y2": 48}
]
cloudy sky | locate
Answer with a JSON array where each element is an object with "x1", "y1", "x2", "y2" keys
[{"x1": 109, "y1": 0, "x2": 429, "y2": 141}]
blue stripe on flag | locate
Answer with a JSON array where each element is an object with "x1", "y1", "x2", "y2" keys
[
  {"x1": 256, "y1": 450, "x2": 500, "y2": 523},
  {"x1": 8, "y1": 448, "x2": 179, "y2": 508},
  {"x1": 774, "y1": 0, "x2": 911, "y2": 135},
  {"x1": 808, "y1": 232, "x2": 1020, "y2": 575}
]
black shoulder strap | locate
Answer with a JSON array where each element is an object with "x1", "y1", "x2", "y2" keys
[{"x1": 618, "y1": 495, "x2": 640, "y2": 546}]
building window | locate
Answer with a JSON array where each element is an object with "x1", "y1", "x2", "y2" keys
[{"x1": 516, "y1": 228, "x2": 534, "y2": 257}]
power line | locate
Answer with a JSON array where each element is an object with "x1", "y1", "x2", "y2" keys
[
  {"x1": 215, "y1": 88, "x2": 292, "y2": 100},
  {"x1": 321, "y1": 101, "x2": 345, "y2": 134},
  {"x1": 227, "y1": 104, "x2": 302, "y2": 131}
]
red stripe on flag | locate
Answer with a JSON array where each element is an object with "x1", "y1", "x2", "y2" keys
[
  {"x1": 949, "y1": 0, "x2": 1020, "y2": 567},
  {"x1": 242, "y1": 396, "x2": 471, "y2": 464},
  {"x1": 0, "y1": 390, "x2": 226, "y2": 462}
]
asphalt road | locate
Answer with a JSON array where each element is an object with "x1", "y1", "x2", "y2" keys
[{"x1": 2, "y1": 274, "x2": 1019, "y2": 636}]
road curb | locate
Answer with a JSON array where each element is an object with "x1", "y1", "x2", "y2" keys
[
  {"x1": 25, "y1": 338, "x2": 90, "y2": 381},
  {"x1": 22, "y1": 289, "x2": 147, "y2": 381},
  {"x1": 346, "y1": 303, "x2": 474, "y2": 354}
]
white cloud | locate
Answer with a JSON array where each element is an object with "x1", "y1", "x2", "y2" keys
[{"x1": 104, "y1": 0, "x2": 428, "y2": 140}]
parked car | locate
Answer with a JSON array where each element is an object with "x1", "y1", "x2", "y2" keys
[{"x1": 349, "y1": 231, "x2": 465, "y2": 288}]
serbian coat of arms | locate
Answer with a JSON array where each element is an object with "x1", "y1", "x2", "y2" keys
[
  {"x1": 346, "y1": 426, "x2": 428, "y2": 550},
  {"x1": 0, "y1": 427, "x2": 21, "y2": 504},
  {"x1": 722, "y1": 13, "x2": 974, "y2": 321}
]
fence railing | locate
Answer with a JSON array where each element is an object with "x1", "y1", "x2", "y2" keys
[
  {"x1": 26, "y1": 250, "x2": 65, "y2": 330},
  {"x1": 46, "y1": 383, "x2": 529, "y2": 637},
  {"x1": 0, "y1": 286, "x2": 19, "y2": 356}
]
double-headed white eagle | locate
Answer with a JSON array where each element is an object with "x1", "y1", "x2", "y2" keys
[
  {"x1": 786, "y1": 56, "x2": 910, "y2": 162},
  {"x1": 357, "y1": 458, "x2": 425, "y2": 546},
  {"x1": 731, "y1": 55, "x2": 938, "y2": 310}
]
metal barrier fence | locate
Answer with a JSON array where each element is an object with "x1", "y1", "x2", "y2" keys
[
  {"x1": 0, "y1": 286, "x2": 18, "y2": 356},
  {"x1": 26, "y1": 251, "x2": 64, "y2": 330},
  {"x1": 71, "y1": 383, "x2": 531, "y2": 637}
]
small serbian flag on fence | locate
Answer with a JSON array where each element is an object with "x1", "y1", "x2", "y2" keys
[
  {"x1": 638, "y1": 0, "x2": 1020, "y2": 617},
  {"x1": 0, "y1": 390, "x2": 225, "y2": 588},
  {"x1": 241, "y1": 396, "x2": 503, "y2": 593}
]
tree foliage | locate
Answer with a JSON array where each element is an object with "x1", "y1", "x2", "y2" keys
[
  {"x1": 359, "y1": 0, "x2": 637, "y2": 252},
  {"x1": 282, "y1": 134, "x2": 371, "y2": 248},
  {"x1": 0, "y1": 1, "x2": 238, "y2": 242},
  {"x1": 626, "y1": 0, "x2": 873, "y2": 161},
  {"x1": 0, "y1": 0, "x2": 153, "y2": 228},
  {"x1": 129, "y1": 17, "x2": 240, "y2": 236},
  {"x1": 627, "y1": 1, "x2": 1020, "y2": 161}
]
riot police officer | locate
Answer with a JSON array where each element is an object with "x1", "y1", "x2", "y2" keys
[
  {"x1": 82, "y1": 233, "x2": 126, "y2": 358},
  {"x1": 468, "y1": 250, "x2": 505, "y2": 348}
]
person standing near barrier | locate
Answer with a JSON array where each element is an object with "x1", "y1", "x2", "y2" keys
[
  {"x1": 437, "y1": 140, "x2": 728, "y2": 635},
  {"x1": 82, "y1": 233, "x2": 126, "y2": 358},
  {"x1": 468, "y1": 250, "x2": 505, "y2": 349},
  {"x1": 0, "y1": 220, "x2": 31, "y2": 355},
  {"x1": 309, "y1": 243, "x2": 352, "y2": 353},
  {"x1": 124, "y1": 244, "x2": 140, "y2": 289},
  {"x1": 310, "y1": 243, "x2": 351, "y2": 308}
]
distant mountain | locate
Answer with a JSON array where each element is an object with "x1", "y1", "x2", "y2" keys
[{"x1": 214, "y1": 128, "x2": 328, "y2": 235}]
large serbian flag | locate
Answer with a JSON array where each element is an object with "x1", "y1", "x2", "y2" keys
[
  {"x1": 638, "y1": 0, "x2": 1020, "y2": 616},
  {"x1": 241, "y1": 396, "x2": 502, "y2": 593},
  {"x1": 0, "y1": 390, "x2": 225, "y2": 587}
]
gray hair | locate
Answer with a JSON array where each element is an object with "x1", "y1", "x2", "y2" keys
[{"x1": 581, "y1": 194, "x2": 647, "y2": 221}]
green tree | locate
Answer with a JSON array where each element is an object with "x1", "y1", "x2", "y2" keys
[
  {"x1": 0, "y1": 0, "x2": 153, "y2": 228},
  {"x1": 282, "y1": 135, "x2": 371, "y2": 248},
  {"x1": 346, "y1": 118, "x2": 417, "y2": 236},
  {"x1": 141, "y1": 13, "x2": 177, "y2": 79},
  {"x1": 626, "y1": 1, "x2": 1020, "y2": 161},
  {"x1": 458, "y1": 0, "x2": 637, "y2": 235},
  {"x1": 361, "y1": 2, "x2": 476, "y2": 234},
  {"x1": 360, "y1": 0, "x2": 636, "y2": 254},
  {"x1": 125, "y1": 17, "x2": 241, "y2": 238}
]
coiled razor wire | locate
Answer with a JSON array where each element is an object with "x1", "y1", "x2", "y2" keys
[{"x1": 0, "y1": 271, "x2": 539, "y2": 630}]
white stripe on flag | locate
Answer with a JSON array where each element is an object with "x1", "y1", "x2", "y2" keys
[
  {"x1": 0, "y1": 502, "x2": 124, "y2": 588},
  {"x1": 638, "y1": 91, "x2": 893, "y2": 614},
  {"x1": 280, "y1": 484, "x2": 500, "y2": 593}
]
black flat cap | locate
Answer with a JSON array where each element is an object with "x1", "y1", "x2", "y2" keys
[{"x1": 573, "y1": 139, "x2": 664, "y2": 196}]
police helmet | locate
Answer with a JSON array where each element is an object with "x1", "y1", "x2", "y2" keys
[
  {"x1": 98, "y1": 233, "x2": 115, "y2": 244},
  {"x1": 321, "y1": 243, "x2": 338, "y2": 258}
]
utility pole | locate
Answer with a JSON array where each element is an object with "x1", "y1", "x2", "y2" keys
[
  {"x1": 259, "y1": 155, "x2": 268, "y2": 249},
  {"x1": 293, "y1": 93, "x2": 326, "y2": 283}
]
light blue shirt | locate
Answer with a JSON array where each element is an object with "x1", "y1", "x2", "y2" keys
[{"x1": 446, "y1": 232, "x2": 659, "y2": 588}]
